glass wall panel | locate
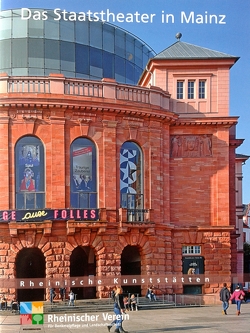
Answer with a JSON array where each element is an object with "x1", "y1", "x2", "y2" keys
[
  {"x1": 12, "y1": 68, "x2": 28, "y2": 76},
  {"x1": 70, "y1": 138, "x2": 97, "y2": 209},
  {"x1": 75, "y1": 20, "x2": 89, "y2": 44},
  {"x1": 12, "y1": 39, "x2": 28, "y2": 67},
  {"x1": 60, "y1": 20, "x2": 75, "y2": 42},
  {"x1": 0, "y1": 17, "x2": 11, "y2": 39},
  {"x1": 103, "y1": 24, "x2": 115, "y2": 53},
  {"x1": 126, "y1": 34, "x2": 135, "y2": 64},
  {"x1": 29, "y1": 17, "x2": 44, "y2": 38},
  {"x1": 115, "y1": 29, "x2": 125, "y2": 57},
  {"x1": 126, "y1": 61, "x2": 135, "y2": 85},
  {"x1": 45, "y1": 39, "x2": 60, "y2": 70},
  {"x1": 13, "y1": 14, "x2": 28, "y2": 38},
  {"x1": 61, "y1": 70, "x2": 75, "y2": 77},
  {"x1": 135, "y1": 40, "x2": 143, "y2": 67},
  {"x1": 0, "y1": 40, "x2": 11, "y2": 69},
  {"x1": 90, "y1": 21, "x2": 102, "y2": 49},
  {"x1": 76, "y1": 44, "x2": 89, "y2": 74},
  {"x1": 115, "y1": 55, "x2": 125, "y2": 82},
  {"x1": 60, "y1": 41, "x2": 75, "y2": 71},
  {"x1": 134, "y1": 65, "x2": 142, "y2": 84},
  {"x1": 75, "y1": 73, "x2": 89, "y2": 79},
  {"x1": 28, "y1": 38, "x2": 44, "y2": 67},
  {"x1": 103, "y1": 51, "x2": 114, "y2": 79},
  {"x1": 90, "y1": 66, "x2": 103, "y2": 79},
  {"x1": 15, "y1": 136, "x2": 45, "y2": 209},
  {"x1": 90, "y1": 48, "x2": 102, "y2": 68},
  {"x1": 45, "y1": 68, "x2": 60, "y2": 76},
  {"x1": 29, "y1": 68, "x2": 45, "y2": 76},
  {"x1": 45, "y1": 17, "x2": 59, "y2": 39},
  {"x1": 90, "y1": 48, "x2": 103, "y2": 80}
]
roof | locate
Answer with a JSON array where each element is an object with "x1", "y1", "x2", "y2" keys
[
  {"x1": 236, "y1": 153, "x2": 250, "y2": 160},
  {"x1": 154, "y1": 41, "x2": 239, "y2": 61}
]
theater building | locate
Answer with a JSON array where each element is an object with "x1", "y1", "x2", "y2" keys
[{"x1": 0, "y1": 9, "x2": 245, "y2": 302}]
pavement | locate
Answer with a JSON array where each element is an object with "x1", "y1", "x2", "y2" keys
[{"x1": 0, "y1": 303, "x2": 250, "y2": 333}]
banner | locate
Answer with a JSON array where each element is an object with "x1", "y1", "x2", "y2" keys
[{"x1": 0, "y1": 209, "x2": 99, "y2": 222}]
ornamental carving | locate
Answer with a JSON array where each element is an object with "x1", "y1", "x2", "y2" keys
[{"x1": 170, "y1": 135, "x2": 212, "y2": 158}]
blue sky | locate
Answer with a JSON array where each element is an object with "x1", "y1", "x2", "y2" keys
[{"x1": 1, "y1": 0, "x2": 250, "y2": 203}]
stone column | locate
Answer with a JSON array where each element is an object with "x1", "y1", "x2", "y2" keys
[
  {"x1": 0, "y1": 115, "x2": 10, "y2": 209},
  {"x1": 49, "y1": 116, "x2": 66, "y2": 208}
]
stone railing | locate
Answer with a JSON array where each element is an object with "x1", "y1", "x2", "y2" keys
[
  {"x1": 116, "y1": 85, "x2": 149, "y2": 103},
  {"x1": 0, "y1": 74, "x2": 170, "y2": 109},
  {"x1": 7, "y1": 78, "x2": 50, "y2": 93},
  {"x1": 64, "y1": 80, "x2": 103, "y2": 98}
]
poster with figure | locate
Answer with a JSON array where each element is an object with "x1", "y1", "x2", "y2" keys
[
  {"x1": 182, "y1": 256, "x2": 204, "y2": 275},
  {"x1": 18, "y1": 145, "x2": 40, "y2": 192},
  {"x1": 72, "y1": 146, "x2": 92, "y2": 191}
]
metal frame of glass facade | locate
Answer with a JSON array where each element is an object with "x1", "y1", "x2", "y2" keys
[{"x1": 0, "y1": 8, "x2": 155, "y2": 84}]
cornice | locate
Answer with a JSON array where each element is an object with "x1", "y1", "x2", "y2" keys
[{"x1": 171, "y1": 116, "x2": 238, "y2": 127}]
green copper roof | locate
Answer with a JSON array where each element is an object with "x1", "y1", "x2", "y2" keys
[{"x1": 154, "y1": 41, "x2": 239, "y2": 60}]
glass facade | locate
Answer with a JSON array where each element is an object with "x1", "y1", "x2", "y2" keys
[{"x1": 0, "y1": 9, "x2": 155, "y2": 84}]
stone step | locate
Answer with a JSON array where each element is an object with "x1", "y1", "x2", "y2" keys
[{"x1": 43, "y1": 297, "x2": 175, "y2": 313}]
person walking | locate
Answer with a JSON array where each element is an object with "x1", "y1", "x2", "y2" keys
[
  {"x1": 219, "y1": 283, "x2": 230, "y2": 315},
  {"x1": 69, "y1": 290, "x2": 75, "y2": 306},
  {"x1": 59, "y1": 287, "x2": 66, "y2": 301},
  {"x1": 230, "y1": 285, "x2": 245, "y2": 315},
  {"x1": 49, "y1": 288, "x2": 55, "y2": 304},
  {"x1": 107, "y1": 287, "x2": 128, "y2": 333}
]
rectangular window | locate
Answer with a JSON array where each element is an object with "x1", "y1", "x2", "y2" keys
[
  {"x1": 177, "y1": 81, "x2": 184, "y2": 99},
  {"x1": 188, "y1": 81, "x2": 195, "y2": 99},
  {"x1": 182, "y1": 245, "x2": 201, "y2": 255},
  {"x1": 199, "y1": 80, "x2": 206, "y2": 99}
]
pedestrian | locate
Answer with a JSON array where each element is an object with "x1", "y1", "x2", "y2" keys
[
  {"x1": 219, "y1": 283, "x2": 230, "y2": 314},
  {"x1": 49, "y1": 288, "x2": 55, "y2": 304},
  {"x1": 69, "y1": 290, "x2": 75, "y2": 306},
  {"x1": 230, "y1": 284, "x2": 245, "y2": 315},
  {"x1": 107, "y1": 287, "x2": 128, "y2": 333},
  {"x1": 59, "y1": 287, "x2": 66, "y2": 301},
  {"x1": 146, "y1": 286, "x2": 156, "y2": 301},
  {"x1": 130, "y1": 294, "x2": 138, "y2": 311}
]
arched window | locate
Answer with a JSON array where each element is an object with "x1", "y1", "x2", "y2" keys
[
  {"x1": 15, "y1": 136, "x2": 45, "y2": 209},
  {"x1": 70, "y1": 138, "x2": 97, "y2": 208},
  {"x1": 120, "y1": 141, "x2": 143, "y2": 220}
]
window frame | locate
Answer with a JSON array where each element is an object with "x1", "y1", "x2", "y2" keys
[
  {"x1": 187, "y1": 80, "x2": 195, "y2": 99},
  {"x1": 182, "y1": 245, "x2": 201, "y2": 255},
  {"x1": 198, "y1": 80, "x2": 206, "y2": 99},
  {"x1": 175, "y1": 77, "x2": 208, "y2": 101},
  {"x1": 177, "y1": 80, "x2": 184, "y2": 99}
]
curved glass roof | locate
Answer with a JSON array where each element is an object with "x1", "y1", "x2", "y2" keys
[{"x1": 0, "y1": 8, "x2": 156, "y2": 84}]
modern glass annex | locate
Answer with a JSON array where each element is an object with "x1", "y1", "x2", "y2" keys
[{"x1": 0, "y1": 8, "x2": 155, "y2": 84}]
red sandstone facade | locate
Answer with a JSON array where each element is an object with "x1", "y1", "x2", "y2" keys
[{"x1": 0, "y1": 47, "x2": 243, "y2": 302}]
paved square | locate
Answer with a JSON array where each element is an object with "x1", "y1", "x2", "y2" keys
[{"x1": 0, "y1": 304, "x2": 249, "y2": 333}]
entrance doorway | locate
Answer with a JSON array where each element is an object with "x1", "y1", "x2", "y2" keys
[
  {"x1": 16, "y1": 248, "x2": 45, "y2": 301},
  {"x1": 121, "y1": 245, "x2": 141, "y2": 296},
  {"x1": 70, "y1": 246, "x2": 96, "y2": 299}
]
